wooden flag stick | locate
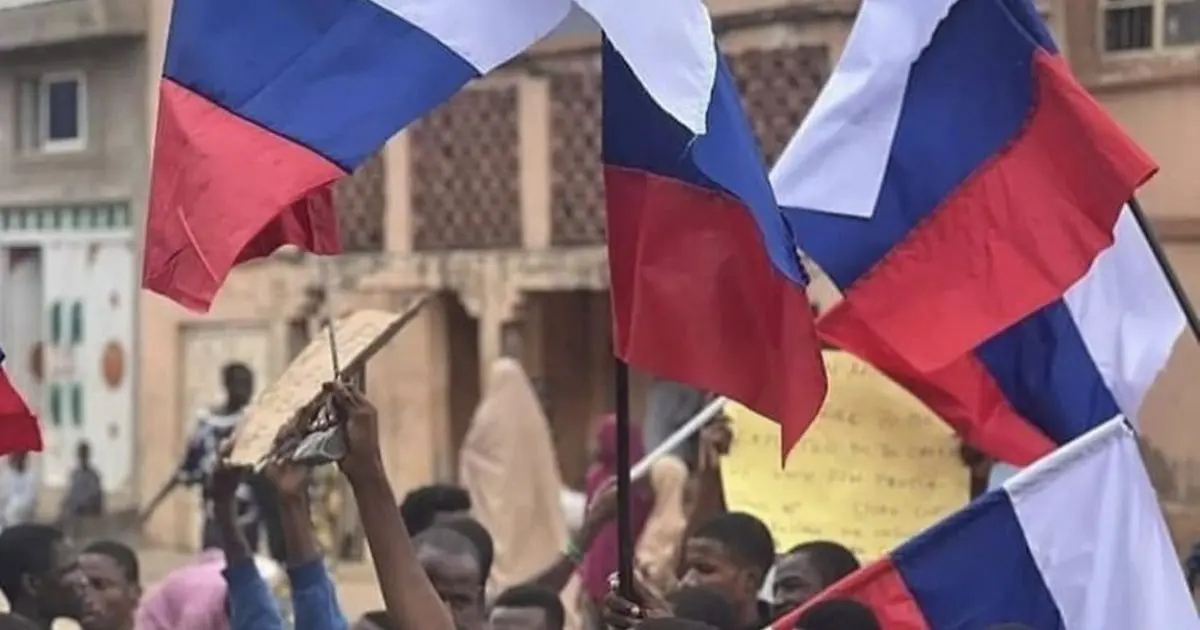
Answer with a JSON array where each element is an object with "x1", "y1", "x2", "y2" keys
[{"x1": 614, "y1": 357, "x2": 635, "y2": 599}]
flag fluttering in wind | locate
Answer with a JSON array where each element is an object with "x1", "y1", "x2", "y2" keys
[
  {"x1": 144, "y1": 0, "x2": 571, "y2": 311},
  {"x1": 772, "y1": 418, "x2": 1200, "y2": 630},
  {"x1": 772, "y1": 0, "x2": 1166, "y2": 464},
  {"x1": 580, "y1": 0, "x2": 827, "y2": 457},
  {"x1": 0, "y1": 347, "x2": 40, "y2": 456}
]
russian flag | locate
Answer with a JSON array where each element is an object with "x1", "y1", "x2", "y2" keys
[
  {"x1": 0, "y1": 347, "x2": 40, "y2": 456},
  {"x1": 586, "y1": 0, "x2": 828, "y2": 455},
  {"x1": 772, "y1": 418, "x2": 1200, "y2": 630},
  {"x1": 775, "y1": 0, "x2": 1155, "y2": 371},
  {"x1": 144, "y1": 0, "x2": 572, "y2": 311},
  {"x1": 772, "y1": 0, "x2": 1171, "y2": 464}
]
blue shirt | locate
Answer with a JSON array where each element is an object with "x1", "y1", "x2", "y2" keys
[
  {"x1": 177, "y1": 410, "x2": 260, "y2": 531},
  {"x1": 224, "y1": 558, "x2": 348, "y2": 630}
]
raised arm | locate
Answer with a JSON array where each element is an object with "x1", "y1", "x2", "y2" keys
[
  {"x1": 264, "y1": 448, "x2": 349, "y2": 630},
  {"x1": 211, "y1": 461, "x2": 286, "y2": 630},
  {"x1": 529, "y1": 478, "x2": 620, "y2": 593},
  {"x1": 331, "y1": 382, "x2": 455, "y2": 630}
]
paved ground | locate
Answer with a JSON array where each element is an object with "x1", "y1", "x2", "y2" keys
[{"x1": 137, "y1": 546, "x2": 385, "y2": 621}]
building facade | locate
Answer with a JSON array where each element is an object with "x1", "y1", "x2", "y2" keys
[
  {"x1": 0, "y1": 0, "x2": 147, "y2": 510},
  {"x1": 108, "y1": 0, "x2": 1200, "y2": 547}
]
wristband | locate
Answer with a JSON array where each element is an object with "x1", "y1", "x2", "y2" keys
[{"x1": 564, "y1": 540, "x2": 585, "y2": 565}]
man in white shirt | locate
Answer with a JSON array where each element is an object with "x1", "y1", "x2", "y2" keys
[{"x1": 0, "y1": 453, "x2": 37, "y2": 530}]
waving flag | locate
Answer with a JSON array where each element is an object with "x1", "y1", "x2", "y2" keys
[
  {"x1": 580, "y1": 0, "x2": 827, "y2": 456},
  {"x1": 831, "y1": 207, "x2": 1186, "y2": 465},
  {"x1": 771, "y1": 0, "x2": 1168, "y2": 464},
  {"x1": 773, "y1": 418, "x2": 1199, "y2": 630},
  {"x1": 774, "y1": 0, "x2": 1156, "y2": 373},
  {"x1": 145, "y1": 0, "x2": 571, "y2": 311},
  {"x1": 0, "y1": 347, "x2": 40, "y2": 456}
]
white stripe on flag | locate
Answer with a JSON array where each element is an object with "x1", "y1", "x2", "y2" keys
[
  {"x1": 370, "y1": 0, "x2": 571, "y2": 73},
  {"x1": 571, "y1": 0, "x2": 716, "y2": 135},
  {"x1": 1062, "y1": 207, "x2": 1185, "y2": 418},
  {"x1": 769, "y1": 0, "x2": 960, "y2": 219},
  {"x1": 1004, "y1": 418, "x2": 1199, "y2": 629}
]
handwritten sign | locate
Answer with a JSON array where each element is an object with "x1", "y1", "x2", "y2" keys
[
  {"x1": 721, "y1": 350, "x2": 969, "y2": 560},
  {"x1": 229, "y1": 299, "x2": 428, "y2": 465}
]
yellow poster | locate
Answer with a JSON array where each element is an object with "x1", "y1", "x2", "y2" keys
[{"x1": 721, "y1": 350, "x2": 969, "y2": 560}]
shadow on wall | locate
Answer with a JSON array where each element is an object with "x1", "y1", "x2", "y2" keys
[{"x1": 1140, "y1": 438, "x2": 1200, "y2": 556}]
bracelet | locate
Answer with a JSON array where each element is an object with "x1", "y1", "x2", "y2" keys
[{"x1": 564, "y1": 540, "x2": 584, "y2": 565}]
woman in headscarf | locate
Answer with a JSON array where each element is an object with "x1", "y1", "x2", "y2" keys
[
  {"x1": 579, "y1": 415, "x2": 653, "y2": 610},
  {"x1": 459, "y1": 358, "x2": 570, "y2": 596},
  {"x1": 134, "y1": 550, "x2": 229, "y2": 630},
  {"x1": 635, "y1": 455, "x2": 689, "y2": 595}
]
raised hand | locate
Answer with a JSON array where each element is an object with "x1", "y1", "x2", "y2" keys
[{"x1": 327, "y1": 381, "x2": 384, "y2": 483}]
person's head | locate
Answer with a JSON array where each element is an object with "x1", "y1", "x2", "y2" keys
[
  {"x1": 666, "y1": 586, "x2": 738, "y2": 630},
  {"x1": 588, "y1": 414, "x2": 617, "y2": 465},
  {"x1": 220, "y1": 362, "x2": 254, "y2": 411},
  {"x1": 440, "y1": 517, "x2": 494, "y2": 584},
  {"x1": 75, "y1": 443, "x2": 92, "y2": 468},
  {"x1": 412, "y1": 526, "x2": 485, "y2": 630},
  {"x1": 0, "y1": 525, "x2": 89, "y2": 623},
  {"x1": 587, "y1": 415, "x2": 647, "y2": 472},
  {"x1": 773, "y1": 541, "x2": 860, "y2": 617},
  {"x1": 793, "y1": 598, "x2": 880, "y2": 630},
  {"x1": 352, "y1": 611, "x2": 394, "y2": 630},
  {"x1": 681, "y1": 512, "x2": 775, "y2": 623},
  {"x1": 133, "y1": 552, "x2": 227, "y2": 630},
  {"x1": 489, "y1": 584, "x2": 565, "y2": 630},
  {"x1": 7, "y1": 453, "x2": 28, "y2": 473},
  {"x1": 399, "y1": 484, "x2": 472, "y2": 536},
  {"x1": 79, "y1": 541, "x2": 140, "y2": 630},
  {"x1": 591, "y1": 413, "x2": 651, "y2": 471}
]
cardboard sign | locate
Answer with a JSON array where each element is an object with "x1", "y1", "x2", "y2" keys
[
  {"x1": 229, "y1": 298, "x2": 428, "y2": 465},
  {"x1": 721, "y1": 350, "x2": 969, "y2": 559}
]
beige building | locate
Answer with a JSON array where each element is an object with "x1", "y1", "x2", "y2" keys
[
  {"x1": 130, "y1": 0, "x2": 1200, "y2": 548},
  {"x1": 0, "y1": 0, "x2": 147, "y2": 512}
]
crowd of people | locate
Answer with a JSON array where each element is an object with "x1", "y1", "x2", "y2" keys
[{"x1": 0, "y1": 357, "x2": 1188, "y2": 630}]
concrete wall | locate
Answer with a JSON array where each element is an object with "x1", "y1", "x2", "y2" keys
[
  {"x1": 0, "y1": 38, "x2": 149, "y2": 207},
  {"x1": 0, "y1": 35, "x2": 149, "y2": 514}
]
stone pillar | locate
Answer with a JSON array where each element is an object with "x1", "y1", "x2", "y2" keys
[
  {"x1": 518, "y1": 75, "x2": 552, "y2": 250},
  {"x1": 460, "y1": 261, "x2": 524, "y2": 385},
  {"x1": 383, "y1": 132, "x2": 413, "y2": 253}
]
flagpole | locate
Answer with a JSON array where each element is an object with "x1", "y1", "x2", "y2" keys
[
  {"x1": 1127, "y1": 197, "x2": 1200, "y2": 343},
  {"x1": 613, "y1": 356, "x2": 635, "y2": 598}
]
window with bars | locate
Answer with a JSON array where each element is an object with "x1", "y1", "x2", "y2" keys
[{"x1": 1103, "y1": 0, "x2": 1200, "y2": 52}]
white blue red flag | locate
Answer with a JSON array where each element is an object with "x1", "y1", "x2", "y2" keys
[
  {"x1": 580, "y1": 0, "x2": 828, "y2": 456},
  {"x1": 772, "y1": 418, "x2": 1199, "y2": 630},
  {"x1": 772, "y1": 0, "x2": 1168, "y2": 464},
  {"x1": 144, "y1": 0, "x2": 571, "y2": 310},
  {"x1": 0, "y1": 346, "x2": 39, "y2": 456}
]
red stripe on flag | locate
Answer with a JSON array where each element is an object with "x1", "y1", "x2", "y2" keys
[
  {"x1": 774, "y1": 557, "x2": 931, "y2": 630},
  {"x1": 0, "y1": 369, "x2": 41, "y2": 456},
  {"x1": 819, "y1": 306, "x2": 1056, "y2": 466},
  {"x1": 830, "y1": 52, "x2": 1157, "y2": 372},
  {"x1": 605, "y1": 166, "x2": 827, "y2": 458},
  {"x1": 143, "y1": 79, "x2": 345, "y2": 312}
]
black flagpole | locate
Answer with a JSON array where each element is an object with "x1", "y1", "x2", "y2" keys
[
  {"x1": 1127, "y1": 197, "x2": 1200, "y2": 343},
  {"x1": 614, "y1": 356, "x2": 635, "y2": 598}
]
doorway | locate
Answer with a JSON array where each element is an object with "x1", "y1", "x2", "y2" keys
[{"x1": 0, "y1": 246, "x2": 45, "y2": 422}]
